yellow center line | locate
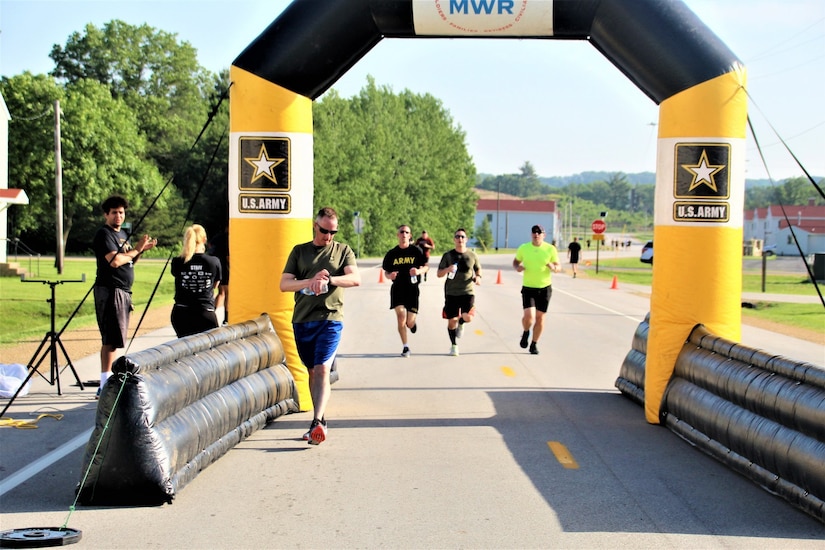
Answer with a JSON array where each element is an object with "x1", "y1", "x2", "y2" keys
[
  {"x1": 548, "y1": 441, "x2": 580, "y2": 469},
  {"x1": 500, "y1": 366, "x2": 516, "y2": 377}
]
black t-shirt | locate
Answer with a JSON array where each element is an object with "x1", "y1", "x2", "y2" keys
[
  {"x1": 93, "y1": 224, "x2": 134, "y2": 290},
  {"x1": 568, "y1": 241, "x2": 582, "y2": 262},
  {"x1": 171, "y1": 253, "x2": 222, "y2": 308},
  {"x1": 382, "y1": 244, "x2": 428, "y2": 287}
]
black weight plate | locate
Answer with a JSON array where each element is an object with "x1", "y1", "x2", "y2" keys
[{"x1": 0, "y1": 528, "x2": 82, "y2": 548}]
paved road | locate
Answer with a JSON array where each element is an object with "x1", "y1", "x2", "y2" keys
[{"x1": 1, "y1": 254, "x2": 823, "y2": 548}]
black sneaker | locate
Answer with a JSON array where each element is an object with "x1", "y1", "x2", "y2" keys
[
  {"x1": 410, "y1": 323, "x2": 417, "y2": 334},
  {"x1": 401, "y1": 347, "x2": 411, "y2": 358},
  {"x1": 529, "y1": 342, "x2": 539, "y2": 355},
  {"x1": 520, "y1": 331, "x2": 530, "y2": 349}
]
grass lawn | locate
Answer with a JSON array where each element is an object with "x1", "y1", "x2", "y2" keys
[
  {"x1": 581, "y1": 257, "x2": 824, "y2": 335},
  {"x1": 2, "y1": 255, "x2": 822, "y2": 347},
  {"x1": 0, "y1": 258, "x2": 174, "y2": 346}
]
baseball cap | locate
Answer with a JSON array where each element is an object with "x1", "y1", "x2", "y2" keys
[{"x1": 531, "y1": 224, "x2": 545, "y2": 234}]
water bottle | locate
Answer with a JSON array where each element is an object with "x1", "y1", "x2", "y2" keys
[
  {"x1": 447, "y1": 263, "x2": 457, "y2": 279},
  {"x1": 410, "y1": 274, "x2": 418, "y2": 284},
  {"x1": 301, "y1": 281, "x2": 328, "y2": 295}
]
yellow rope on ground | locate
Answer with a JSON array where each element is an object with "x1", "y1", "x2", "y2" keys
[{"x1": 0, "y1": 413, "x2": 64, "y2": 429}]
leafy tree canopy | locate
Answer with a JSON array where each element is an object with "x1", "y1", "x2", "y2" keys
[
  {"x1": 314, "y1": 77, "x2": 477, "y2": 257},
  {"x1": 50, "y1": 20, "x2": 214, "y2": 175},
  {"x1": 1, "y1": 73, "x2": 169, "y2": 250}
]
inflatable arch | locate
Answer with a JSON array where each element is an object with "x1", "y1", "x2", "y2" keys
[{"x1": 228, "y1": 0, "x2": 747, "y2": 423}]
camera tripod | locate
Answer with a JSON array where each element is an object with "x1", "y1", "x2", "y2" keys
[{"x1": 0, "y1": 276, "x2": 86, "y2": 418}]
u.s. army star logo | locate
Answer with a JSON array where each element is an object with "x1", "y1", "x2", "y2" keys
[
  {"x1": 239, "y1": 137, "x2": 290, "y2": 191},
  {"x1": 673, "y1": 143, "x2": 730, "y2": 199}
]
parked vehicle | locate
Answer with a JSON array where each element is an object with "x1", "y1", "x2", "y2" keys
[
  {"x1": 640, "y1": 241, "x2": 653, "y2": 264},
  {"x1": 763, "y1": 244, "x2": 777, "y2": 256}
]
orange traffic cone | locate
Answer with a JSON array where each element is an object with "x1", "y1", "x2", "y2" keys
[
  {"x1": 610, "y1": 275, "x2": 618, "y2": 289},
  {"x1": 378, "y1": 270, "x2": 385, "y2": 283},
  {"x1": 496, "y1": 270, "x2": 503, "y2": 285}
]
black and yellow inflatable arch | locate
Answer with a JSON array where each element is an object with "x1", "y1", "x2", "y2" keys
[{"x1": 229, "y1": 0, "x2": 747, "y2": 422}]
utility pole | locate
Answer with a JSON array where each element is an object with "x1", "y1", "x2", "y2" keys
[
  {"x1": 495, "y1": 180, "x2": 500, "y2": 251},
  {"x1": 54, "y1": 100, "x2": 64, "y2": 274}
]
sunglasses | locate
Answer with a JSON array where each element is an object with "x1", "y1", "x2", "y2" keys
[
  {"x1": 454, "y1": 235, "x2": 467, "y2": 239},
  {"x1": 532, "y1": 231, "x2": 543, "y2": 235},
  {"x1": 398, "y1": 230, "x2": 410, "y2": 234},
  {"x1": 317, "y1": 226, "x2": 338, "y2": 235}
]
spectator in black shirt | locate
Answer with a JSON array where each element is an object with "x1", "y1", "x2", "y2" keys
[
  {"x1": 171, "y1": 224, "x2": 222, "y2": 337},
  {"x1": 92, "y1": 195, "x2": 157, "y2": 395}
]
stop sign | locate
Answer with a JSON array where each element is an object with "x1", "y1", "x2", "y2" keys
[{"x1": 591, "y1": 219, "x2": 606, "y2": 234}]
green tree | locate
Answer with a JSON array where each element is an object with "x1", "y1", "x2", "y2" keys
[
  {"x1": 745, "y1": 185, "x2": 774, "y2": 210},
  {"x1": 474, "y1": 217, "x2": 493, "y2": 252},
  {"x1": 602, "y1": 172, "x2": 632, "y2": 210},
  {"x1": 477, "y1": 161, "x2": 546, "y2": 198},
  {"x1": 172, "y1": 70, "x2": 231, "y2": 236},
  {"x1": 1, "y1": 73, "x2": 62, "y2": 245},
  {"x1": 314, "y1": 78, "x2": 476, "y2": 256},
  {"x1": 1, "y1": 73, "x2": 168, "y2": 252},
  {"x1": 775, "y1": 176, "x2": 823, "y2": 206},
  {"x1": 744, "y1": 177, "x2": 824, "y2": 210},
  {"x1": 50, "y1": 20, "x2": 214, "y2": 176}
]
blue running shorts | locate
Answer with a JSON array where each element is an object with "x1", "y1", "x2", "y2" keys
[{"x1": 293, "y1": 320, "x2": 343, "y2": 369}]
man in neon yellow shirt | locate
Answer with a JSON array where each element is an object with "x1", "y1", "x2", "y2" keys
[{"x1": 512, "y1": 224, "x2": 560, "y2": 355}]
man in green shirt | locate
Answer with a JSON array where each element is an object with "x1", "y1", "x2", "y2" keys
[
  {"x1": 437, "y1": 228, "x2": 482, "y2": 357},
  {"x1": 513, "y1": 224, "x2": 560, "y2": 355},
  {"x1": 279, "y1": 207, "x2": 361, "y2": 445}
]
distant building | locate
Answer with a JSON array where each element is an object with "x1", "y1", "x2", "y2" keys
[
  {"x1": 744, "y1": 201, "x2": 825, "y2": 256},
  {"x1": 474, "y1": 198, "x2": 558, "y2": 249}
]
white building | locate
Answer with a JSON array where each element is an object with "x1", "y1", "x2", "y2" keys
[
  {"x1": 474, "y1": 198, "x2": 558, "y2": 250},
  {"x1": 744, "y1": 202, "x2": 825, "y2": 256}
]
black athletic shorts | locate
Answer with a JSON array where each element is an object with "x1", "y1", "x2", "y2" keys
[
  {"x1": 94, "y1": 286, "x2": 132, "y2": 348},
  {"x1": 521, "y1": 285, "x2": 552, "y2": 313},
  {"x1": 390, "y1": 283, "x2": 420, "y2": 313},
  {"x1": 443, "y1": 294, "x2": 475, "y2": 319}
]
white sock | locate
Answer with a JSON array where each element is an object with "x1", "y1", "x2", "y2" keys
[{"x1": 101, "y1": 371, "x2": 112, "y2": 387}]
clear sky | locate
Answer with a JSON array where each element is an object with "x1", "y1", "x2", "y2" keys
[{"x1": 1, "y1": 0, "x2": 823, "y2": 181}]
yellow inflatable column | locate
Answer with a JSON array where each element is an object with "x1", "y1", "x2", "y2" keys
[
  {"x1": 228, "y1": 66, "x2": 313, "y2": 410},
  {"x1": 645, "y1": 69, "x2": 748, "y2": 423}
]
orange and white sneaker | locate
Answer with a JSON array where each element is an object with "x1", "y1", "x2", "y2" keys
[{"x1": 308, "y1": 418, "x2": 327, "y2": 445}]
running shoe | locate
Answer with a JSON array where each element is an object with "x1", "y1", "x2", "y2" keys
[
  {"x1": 401, "y1": 347, "x2": 411, "y2": 358},
  {"x1": 410, "y1": 323, "x2": 417, "y2": 334},
  {"x1": 529, "y1": 342, "x2": 539, "y2": 355},
  {"x1": 308, "y1": 418, "x2": 327, "y2": 445},
  {"x1": 449, "y1": 344, "x2": 459, "y2": 356},
  {"x1": 455, "y1": 324, "x2": 464, "y2": 339},
  {"x1": 302, "y1": 419, "x2": 315, "y2": 441},
  {"x1": 520, "y1": 331, "x2": 530, "y2": 349}
]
